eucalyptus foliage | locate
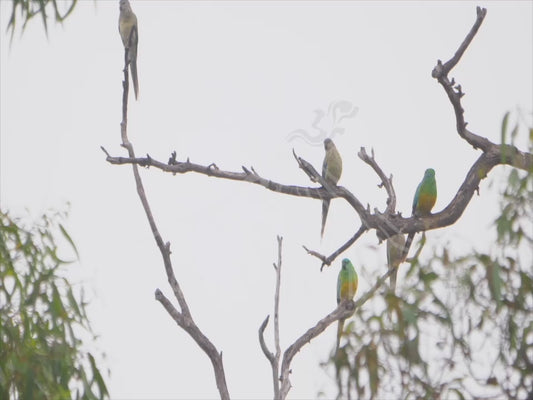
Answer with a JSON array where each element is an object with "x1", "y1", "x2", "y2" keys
[
  {"x1": 327, "y1": 114, "x2": 533, "y2": 399},
  {"x1": 0, "y1": 210, "x2": 108, "y2": 400},
  {"x1": 5, "y1": 0, "x2": 78, "y2": 39}
]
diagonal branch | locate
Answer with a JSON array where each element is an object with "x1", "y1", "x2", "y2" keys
[
  {"x1": 259, "y1": 316, "x2": 275, "y2": 367},
  {"x1": 431, "y1": 7, "x2": 490, "y2": 150},
  {"x1": 155, "y1": 289, "x2": 229, "y2": 398},
  {"x1": 117, "y1": 48, "x2": 229, "y2": 400},
  {"x1": 279, "y1": 263, "x2": 401, "y2": 399},
  {"x1": 279, "y1": 301, "x2": 355, "y2": 400},
  {"x1": 358, "y1": 147, "x2": 397, "y2": 214},
  {"x1": 304, "y1": 224, "x2": 367, "y2": 271},
  {"x1": 442, "y1": 6, "x2": 487, "y2": 73},
  {"x1": 429, "y1": 5, "x2": 532, "y2": 169}
]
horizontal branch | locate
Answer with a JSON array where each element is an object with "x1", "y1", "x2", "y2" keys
[{"x1": 103, "y1": 141, "x2": 531, "y2": 243}]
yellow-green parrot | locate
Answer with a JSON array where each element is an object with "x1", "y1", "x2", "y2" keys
[
  {"x1": 321, "y1": 138, "x2": 343, "y2": 237},
  {"x1": 336, "y1": 258, "x2": 358, "y2": 352},
  {"x1": 387, "y1": 233, "x2": 406, "y2": 293},
  {"x1": 403, "y1": 168, "x2": 437, "y2": 259},
  {"x1": 119, "y1": 0, "x2": 139, "y2": 100}
]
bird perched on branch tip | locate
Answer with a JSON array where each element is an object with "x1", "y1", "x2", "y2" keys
[{"x1": 119, "y1": 0, "x2": 139, "y2": 100}]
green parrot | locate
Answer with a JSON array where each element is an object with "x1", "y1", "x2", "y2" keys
[
  {"x1": 119, "y1": 0, "x2": 139, "y2": 100},
  {"x1": 412, "y1": 168, "x2": 437, "y2": 217},
  {"x1": 403, "y1": 168, "x2": 437, "y2": 259},
  {"x1": 321, "y1": 138, "x2": 343, "y2": 237},
  {"x1": 387, "y1": 233, "x2": 406, "y2": 293},
  {"x1": 336, "y1": 258, "x2": 358, "y2": 352}
]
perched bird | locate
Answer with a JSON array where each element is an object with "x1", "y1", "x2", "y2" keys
[
  {"x1": 336, "y1": 258, "x2": 358, "y2": 353},
  {"x1": 403, "y1": 168, "x2": 437, "y2": 259},
  {"x1": 412, "y1": 168, "x2": 437, "y2": 217},
  {"x1": 119, "y1": 0, "x2": 139, "y2": 100},
  {"x1": 321, "y1": 138, "x2": 343, "y2": 237},
  {"x1": 387, "y1": 233, "x2": 406, "y2": 293}
]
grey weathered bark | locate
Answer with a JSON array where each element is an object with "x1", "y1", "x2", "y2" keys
[
  {"x1": 102, "y1": 7, "x2": 531, "y2": 399},
  {"x1": 103, "y1": 47, "x2": 230, "y2": 400}
]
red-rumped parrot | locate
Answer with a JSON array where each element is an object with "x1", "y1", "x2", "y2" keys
[
  {"x1": 321, "y1": 138, "x2": 343, "y2": 237},
  {"x1": 336, "y1": 258, "x2": 358, "y2": 352},
  {"x1": 403, "y1": 168, "x2": 437, "y2": 259},
  {"x1": 119, "y1": 0, "x2": 139, "y2": 100}
]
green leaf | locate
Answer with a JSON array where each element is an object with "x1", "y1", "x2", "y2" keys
[
  {"x1": 501, "y1": 111, "x2": 510, "y2": 143},
  {"x1": 366, "y1": 343, "x2": 379, "y2": 397},
  {"x1": 501, "y1": 111, "x2": 510, "y2": 162},
  {"x1": 59, "y1": 223, "x2": 79, "y2": 260},
  {"x1": 484, "y1": 258, "x2": 503, "y2": 310},
  {"x1": 0, "y1": 210, "x2": 108, "y2": 399}
]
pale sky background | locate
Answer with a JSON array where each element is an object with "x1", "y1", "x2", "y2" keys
[{"x1": 1, "y1": 1, "x2": 532, "y2": 399}]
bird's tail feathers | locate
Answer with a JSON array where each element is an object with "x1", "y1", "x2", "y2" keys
[
  {"x1": 321, "y1": 199, "x2": 330, "y2": 237},
  {"x1": 390, "y1": 268, "x2": 398, "y2": 294},
  {"x1": 336, "y1": 318, "x2": 345, "y2": 355},
  {"x1": 402, "y1": 232, "x2": 415, "y2": 262},
  {"x1": 131, "y1": 59, "x2": 139, "y2": 100}
]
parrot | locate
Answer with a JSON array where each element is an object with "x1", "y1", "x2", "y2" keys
[
  {"x1": 387, "y1": 233, "x2": 406, "y2": 293},
  {"x1": 321, "y1": 138, "x2": 343, "y2": 237},
  {"x1": 119, "y1": 0, "x2": 139, "y2": 100},
  {"x1": 402, "y1": 168, "x2": 437, "y2": 260},
  {"x1": 336, "y1": 258, "x2": 358, "y2": 353}
]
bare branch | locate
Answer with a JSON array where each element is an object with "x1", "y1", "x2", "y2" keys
[
  {"x1": 279, "y1": 301, "x2": 355, "y2": 399},
  {"x1": 430, "y1": 5, "x2": 532, "y2": 169},
  {"x1": 104, "y1": 140, "x2": 531, "y2": 245},
  {"x1": 274, "y1": 235, "x2": 283, "y2": 369},
  {"x1": 155, "y1": 290, "x2": 230, "y2": 400},
  {"x1": 293, "y1": 148, "x2": 321, "y2": 183},
  {"x1": 305, "y1": 224, "x2": 368, "y2": 271},
  {"x1": 258, "y1": 316, "x2": 275, "y2": 365},
  {"x1": 302, "y1": 245, "x2": 327, "y2": 265},
  {"x1": 441, "y1": 6, "x2": 487, "y2": 74},
  {"x1": 358, "y1": 147, "x2": 397, "y2": 214},
  {"x1": 259, "y1": 236, "x2": 284, "y2": 399},
  {"x1": 117, "y1": 49, "x2": 229, "y2": 400},
  {"x1": 279, "y1": 264, "x2": 400, "y2": 399}
]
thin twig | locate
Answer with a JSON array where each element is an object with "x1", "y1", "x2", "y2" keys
[
  {"x1": 258, "y1": 316, "x2": 275, "y2": 364},
  {"x1": 358, "y1": 147, "x2": 397, "y2": 214},
  {"x1": 258, "y1": 236, "x2": 284, "y2": 399},
  {"x1": 304, "y1": 224, "x2": 367, "y2": 271},
  {"x1": 441, "y1": 6, "x2": 487, "y2": 73},
  {"x1": 293, "y1": 148, "x2": 321, "y2": 183},
  {"x1": 273, "y1": 236, "x2": 283, "y2": 399}
]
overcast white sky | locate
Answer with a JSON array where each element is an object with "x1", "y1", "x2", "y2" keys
[{"x1": 1, "y1": 1, "x2": 532, "y2": 399}]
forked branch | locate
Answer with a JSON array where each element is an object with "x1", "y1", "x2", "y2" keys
[{"x1": 258, "y1": 236, "x2": 284, "y2": 399}]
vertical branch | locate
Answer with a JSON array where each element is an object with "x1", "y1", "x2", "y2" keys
[
  {"x1": 119, "y1": 48, "x2": 229, "y2": 400},
  {"x1": 259, "y1": 236, "x2": 284, "y2": 399},
  {"x1": 273, "y1": 236, "x2": 283, "y2": 399}
]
